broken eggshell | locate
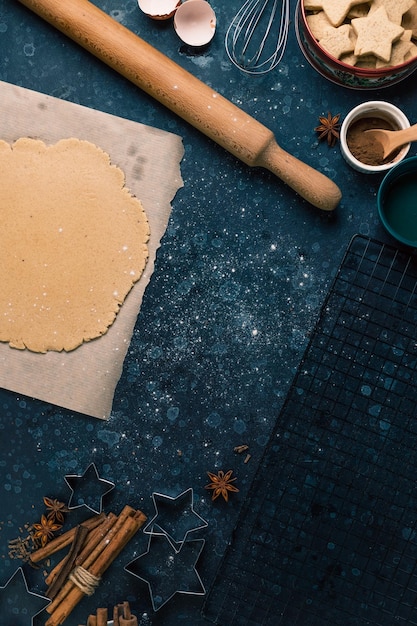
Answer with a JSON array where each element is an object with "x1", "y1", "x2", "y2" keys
[
  {"x1": 174, "y1": 0, "x2": 216, "y2": 47},
  {"x1": 138, "y1": 0, "x2": 181, "y2": 20}
]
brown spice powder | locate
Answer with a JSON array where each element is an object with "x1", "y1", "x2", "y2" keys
[{"x1": 346, "y1": 116, "x2": 400, "y2": 166}]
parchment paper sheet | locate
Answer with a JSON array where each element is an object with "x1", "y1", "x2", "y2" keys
[{"x1": 0, "y1": 80, "x2": 184, "y2": 419}]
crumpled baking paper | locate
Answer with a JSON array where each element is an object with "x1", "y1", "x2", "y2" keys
[{"x1": 0, "y1": 80, "x2": 184, "y2": 419}]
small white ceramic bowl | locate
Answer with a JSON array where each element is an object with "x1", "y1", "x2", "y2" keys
[
  {"x1": 340, "y1": 101, "x2": 410, "y2": 174},
  {"x1": 174, "y1": 0, "x2": 216, "y2": 46}
]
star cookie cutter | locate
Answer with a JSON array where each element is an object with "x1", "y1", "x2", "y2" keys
[
  {"x1": 64, "y1": 462, "x2": 115, "y2": 514},
  {"x1": 0, "y1": 567, "x2": 50, "y2": 625},
  {"x1": 143, "y1": 488, "x2": 208, "y2": 552},
  {"x1": 125, "y1": 534, "x2": 206, "y2": 611}
]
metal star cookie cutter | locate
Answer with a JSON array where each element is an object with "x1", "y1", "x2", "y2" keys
[
  {"x1": 125, "y1": 534, "x2": 206, "y2": 611},
  {"x1": 64, "y1": 462, "x2": 115, "y2": 514},
  {"x1": 143, "y1": 488, "x2": 208, "y2": 552},
  {"x1": 0, "y1": 567, "x2": 50, "y2": 625}
]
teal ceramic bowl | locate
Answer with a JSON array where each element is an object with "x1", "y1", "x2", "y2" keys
[{"x1": 377, "y1": 156, "x2": 417, "y2": 247}]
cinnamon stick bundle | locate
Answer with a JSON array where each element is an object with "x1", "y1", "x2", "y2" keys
[
  {"x1": 45, "y1": 507, "x2": 146, "y2": 626},
  {"x1": 46, "y1": 510, "x2": 126, "y2": 611},
  {"x1": 45, "y1": 513, "x2": 117, "y2": 587}
]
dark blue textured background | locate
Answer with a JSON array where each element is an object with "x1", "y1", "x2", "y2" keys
[{"x1": 0, "y1": 0, "x2": 416, "y2": 624}]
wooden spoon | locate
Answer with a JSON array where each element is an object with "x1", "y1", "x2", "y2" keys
[{"x1": 365, "y1": 123, "x2": 417, "y2": 160}]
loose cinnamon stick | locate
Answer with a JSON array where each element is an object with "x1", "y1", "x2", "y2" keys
[
  {"x1": 114, "y1": 602, "x2": 137, "y2": 626},
  {"x1": 86, "y1": 616, "x2": 96, "y2": 626},
  {"x1": 123, "y1": 601, "x2": 131, "y2": 618},
  {"x1": 120, "y1": 616, "x2": 138, "y2": 626},
  {"x1": 45, "y1": 509, "x2": 146, "y2": 626},
  {"x1": 113, "y1": 604, "x2": 121, "y2": 626},
  {"x1": 96, "y1": 607, "x2": 108, "y2": 626},
  {"x1": 120, "y1": 603, "x2": 138, "y2": 626}
]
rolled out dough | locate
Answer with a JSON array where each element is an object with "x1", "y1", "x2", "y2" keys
[{"x1": 0, "y1": 137, "x2": 150, "y2": 353}]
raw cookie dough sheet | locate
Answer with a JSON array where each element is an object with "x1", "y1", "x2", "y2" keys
[{"x1": 0, "y1": 80, "x2": 184, "y2": 419}]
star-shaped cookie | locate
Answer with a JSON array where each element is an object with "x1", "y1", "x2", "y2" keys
[
  {"x1": 403, "y1": 3, "x2": 417, "y2": 37},
  {"x1": 375, "y1": 30, "x2": 413, "y2": 66},
  {"x1": 405, "y1": 40, "x2": 417, "y2": 60},
  {"x1": 352, "y1": 6, "x2": 404, "y2": 62},
  {"x1": 319, "y1": 24, "x2": 355, "y2": 59},
  {"x1": 304, "y1": 0, "x2": 370, "y2": 26},
  {"x1": 306, "y1": 11, "x2": 334, "y2": 39},
  {"x1": 369, "y1": 0, "x2": 415, "y2": 24}
]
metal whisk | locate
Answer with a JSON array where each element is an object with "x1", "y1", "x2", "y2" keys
[{"x1": 225, "y1": 0, "x2": 290, "y2": 75}]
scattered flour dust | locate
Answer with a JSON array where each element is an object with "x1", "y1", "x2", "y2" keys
[{"x1": 0, "y1": 138, "x2": 150, "y2": 353}]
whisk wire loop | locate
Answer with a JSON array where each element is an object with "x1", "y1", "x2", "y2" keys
[{"x1": 225, "y1": 0, "x2": 290, "y2": 74}]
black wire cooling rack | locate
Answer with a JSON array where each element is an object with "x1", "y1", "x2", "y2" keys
[{"x1": 203, "y1": 235, "x2": 417, "y2": 626}]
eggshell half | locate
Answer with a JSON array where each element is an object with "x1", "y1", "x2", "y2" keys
[
  {"x1": 138, "y1": 0, "x2": 181, "y2": 20},
  {"x1": 174, "y1": 0, "x2": 216, "y2": 46}
]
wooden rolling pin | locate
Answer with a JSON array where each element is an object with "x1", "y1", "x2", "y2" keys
[{"x1": 17, "y1": 0, "x2": 342, "y2": 211}]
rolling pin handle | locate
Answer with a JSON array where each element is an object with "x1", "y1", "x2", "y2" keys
[{"x1": 256, "y1": 139, "x2": 341, "y2": 212}]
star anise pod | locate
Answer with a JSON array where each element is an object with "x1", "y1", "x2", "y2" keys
[
  {"x1": 205, "y1": 469, "x2": 239, "y2": 502},
  {"x1": 43, "y1": 496, "x2": 69, "y2": 524},
  {"x1": 315, "y1": 111, "x2": 341, "y2": 147},
  {"x1": 32, "y1": 514, "x2": 62, "y2": 547}
]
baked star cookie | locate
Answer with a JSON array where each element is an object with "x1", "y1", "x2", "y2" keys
[
  {"x1": 304, "y1": 0, "x2": 371, "y2": 26},
  {"x1": 406, "y1": 41, "x2": 417, "y2": 58},
  {"x1": 368, "y1": 0, "x2": 415, "y2": 24},
  {"x1": 402, "y1": 2, "x2": 417, "y2": 38},
  {"x1": 319, "y1": 24, "x2": 355, "y2": 58},
  {"x1": 375, "y1": 30, "x2": 413, "y2": 65},
  {"x1": 352, "y1": 6, "x2": 404, "y2": 61},
  {"x1": 306, "y1": 11, "x2": 335, "y2": 39}
]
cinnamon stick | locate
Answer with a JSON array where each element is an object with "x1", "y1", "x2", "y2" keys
[
  {"x1": 47, "y1": 524, "x2": 89, "y2": 599},
  {"x1": 113, "y1": 602, "x2": 137, "y2": 626},
  {"x1": 83, "y1": 601, "x2": 136, "y2": 626},
  {"x1": 45, "y1": 558, "x2": 67, "y2": 587},
  {"x1": 119, "y1": 601, "x2": 138, "y2": 626},
  {"x1": 113, "y1": 604, "x2": 121, "y2": 626},
  {"x1": 45, "y1": 509, "x2": 146, "y2": 626},
  {"x1": 30, "y1": 513, "x2": 105, "y2": 563},
  {"x1": 96, "y1": 607, "x2": 108, "y2": 626},
  {"x1": 120, "y1": 616, "x2": 138, "y2": 626}
]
